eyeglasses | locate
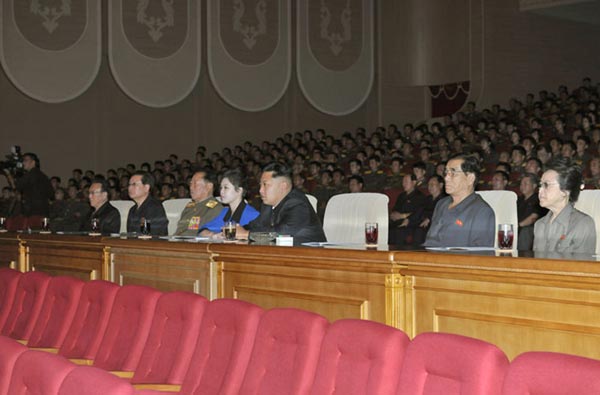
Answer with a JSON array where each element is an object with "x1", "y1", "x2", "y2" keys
[
  {"x1": 443, "y1": 168, "x2": 465, "y2": 177},
  {"x1": 128, "y1": 181, "x2": 143, "y2": 187},
  {"x1": 88, "y1": 190, "x2": 103, "y2": 196},
  {"x1": 539, "y1": 181, "x2": 559, "y2": 189}
]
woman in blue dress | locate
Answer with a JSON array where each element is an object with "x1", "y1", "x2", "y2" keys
[{"x1": 199, "y1": 169, "x2": 259, "y2": 238}]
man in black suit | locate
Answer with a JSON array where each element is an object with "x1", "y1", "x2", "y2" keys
[
  {"x1": 238, "y1": 162, "x2": 326, "y2": 245},
  {"x1": 82, "y1": 179, "x2": 120, "y2": 235}
]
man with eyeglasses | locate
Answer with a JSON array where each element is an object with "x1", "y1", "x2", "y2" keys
[
  {"x1": 82, "y1": 179, "x2": 120, "y2": 235},
  {"x1": 174, "y1": 169, "x2": 223, "y2": 236},
  {"x1": 126, "y1": 171, "x2": 168, "y2": 236},
  {"x1": 424, "y1": 154, "x2": 495, "y2": 247}
]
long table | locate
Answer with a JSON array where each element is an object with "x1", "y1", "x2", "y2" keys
[{"x1": 3, "y1": 232, "x2": 600, "y2": 360}]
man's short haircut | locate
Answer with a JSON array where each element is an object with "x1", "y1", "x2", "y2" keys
[
  {"x1": 536, "y1": 143, "x2": 551, "y2": 153},
  {"x1": 413, "y1": 161, "x2": 427, "y2": 171},
  {"x1": 527, "y1": 157, "x2": 542, "y2": 169},
  {"x1": 511, "y1": 145, "x2": 526, "y2": 156},
  {"x1": 521, "y1": 172, "x2": 539, "y2": 186},
  {"x1": 450, "y1": 153, "x2": 481, "y2": 185},
  {"x1": 132, "y1": 170, "x2": 155, "y2": 190},
  {"x1": 546, "y1": 158, "x2": 583, "y2": 203},
  {"x1": 23, "y1": 152, "x2": 40, "y2": 168},
  {"x1": 194, "y1": 168, "x2": 218, "y2": 188},
  {"x1": 92, "y1": 178, "x2": 110, "y2": 195},
  {"x1": 431, "y1": 175, "x2": 445, "y2": 185},
  {"x1": 348, "y1": 175, "x2": 364, "y2": 185},
  {"x1": 494, "y1": 170, "x2": 509, "y2": 182},
  {"x1": 262, "y1": 162, "x2": 293, "y2": 183}
]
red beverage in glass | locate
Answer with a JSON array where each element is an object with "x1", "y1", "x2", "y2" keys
[
  {"x1": 365, "y1": 223, "x2": 378, "y2": 245},
  {"x1": 497, "y1": 230, "x2": 514, "y2": 249}
]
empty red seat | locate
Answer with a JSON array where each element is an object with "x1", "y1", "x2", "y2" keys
[
  {"x1": 7, "y1": 351, "x2": 75, "y2": 395},
  {"x1": 58, "y1": 280, "x2": 120, "y2": 360},
  {"x1": 1, "y1": 271, "x2": 50, "y2": 341},
  {"x1": 58, "y1": 366, "x2": 135, "y2": 395},
  {"x1": 175, "y1": 299, "x2": 263, "y2": 395},
  {"x1": 91, "y1": 285, "x2": 161, "y2": 372},
  {"x1": 239, "y1": 308, "x2": 328, "y2": 394},
  {"x1": 0, "y1": 336, "x2": 28, "y2": 395},
  {"x1": 131, "y1": 291, "x2": 208, "y2": 385},
  {"x1": 310, "y1": 319, "x2": 410, "y2": 395},
  {"x1": 396, "y1": 332, "x2": 509, "y2": 395},
  {"x1": 27, "y1": 276, "x2": 84, "y2": 348},
  {"x1": 0, "y1": 268, "x2": 22, "y2": 330},
  {"x1": 502, "y1": 351, "x2": 600, "y2": 394}
]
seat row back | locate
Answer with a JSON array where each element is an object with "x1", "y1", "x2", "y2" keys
[{"x1": 3, "y1": 267, "x2": 600, "y2": 394}]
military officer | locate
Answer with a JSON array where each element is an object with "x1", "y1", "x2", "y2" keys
[{"x1": 175, "y1": 169, "x2": 223, "y2": 236}]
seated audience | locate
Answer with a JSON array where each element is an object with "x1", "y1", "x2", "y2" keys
[
  {"x1": 414, "y1": 175, "x2": 447, "y2": 245},
  {"x1": 237, "y1": 162, "x2": 326, "y2": 245},
  {"x1": 199, "y1": 169, "x2": 259, "y2": 236},
  {"x1": 348, "y1": 175, "x2": 364, "y2": 193},
  {"x1": 533, "y1": 159, "x2": 596, "y2": 253},
  {"x1": 389, "y1": 174, "x2": 426, "y2": 246},
  {"x1": 126, "y1": 171, "x2": 168, "y2": 236},
  {"x1": 175, "y1": 169, "x2": 223, "y2": 236},
  {"x1": 517, "y1": 173, "x2": 545, "y2": 250},
  {"x1": 424, "y1": 154, "x2": 495, "y2": 247}
]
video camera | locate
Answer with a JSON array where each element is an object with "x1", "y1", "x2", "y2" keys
[{"x1": 0, "y1": 146, "x2": 23, "y2": 174}]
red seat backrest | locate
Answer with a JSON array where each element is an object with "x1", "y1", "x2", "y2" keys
[
  {"x1": 396, "y1": 332, "x2": 509, "y2": 395},
  {"x1": 27, "y1": 276, "x2": 85, "y2": 348},
  {"x1": 239, "y1": 308, "x2": 329, "y2": 395},
  {"x1": 92, "y1": 285, "x2": 161, "y2": 371},
  {"x1": 0, "y1": 268, "x2": 23, "y2": 330},
  {"x1": 502, "y1": 351, "x2": 600, "y2": 394},
  {"x1": 7, "y1": 350, "x2": 75, "y2": 395},
  {"x1": 179, "y1": 298, "x2": 263, "y2": 395},
  {"x1": 59, "y1": 280, "x2": 120, "y2": 360},
  {"x1": 310, "y1": 319, "x2": 410, "y2": 395},
  {"x1": 58, "y1": 366, "x2": 135, "y2": 395},
  {"x1": 132, "y1": 291, "x2": 208, "y2": 385},
  {"x1": 0, "y1": 335, "x2": 29, "y2": 395},
  {"x1": 1, "y1": 271, "x2": 50, "y2": 340}
]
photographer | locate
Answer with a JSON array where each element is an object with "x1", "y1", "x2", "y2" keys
[{"x1": 3, "y1": 152, "x2": 53, "y2": 229}]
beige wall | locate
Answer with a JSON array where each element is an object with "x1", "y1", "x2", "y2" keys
[{"x1": 0, "y1": 0, "x2": 599, "y2": 182}]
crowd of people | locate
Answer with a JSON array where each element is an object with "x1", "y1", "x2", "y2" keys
[{"x1": 0, "y1": 77, "x2": 598, "y2": 252}]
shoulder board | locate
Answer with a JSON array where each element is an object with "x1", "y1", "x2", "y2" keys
[
  {"x1": 206, "y1": 200, "x2": 218, "y2": 208},
  {"x1": 185, "y1": 202, "x2": 196, "y2": 208}
]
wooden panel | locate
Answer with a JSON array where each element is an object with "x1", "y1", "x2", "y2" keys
[
  {"x1": 213, "y1": 244, "x2": 401, "y2": 325},
  {"x1": 400, "y1": 251, "x2": 600, "y2": 360},
  {"x1": 21, "y1": 234, "x2": 107, "y2": 280},
  {"x1": 0, "y1": 232, "x2": 20, "y2": 269},
  {"x1": 108, "y1": 239, "x2": 213, "y2": 298}
]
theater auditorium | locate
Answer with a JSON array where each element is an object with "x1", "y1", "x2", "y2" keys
[{"x1": 1, "y1": 0, "x2": 600, "y2": 394}]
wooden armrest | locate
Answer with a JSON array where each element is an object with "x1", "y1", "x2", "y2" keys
[
  {"x1": 29, "y1": 347, "x2": 58, "y2": 354},
  {"x1": 133, "y1": 384, "x2": 181, "y2": 392},
  {"x1": 69, "y1": 358, "x2": 94, "y2": 366},
  {"x1": 110, "y1": 371, "x2": 134, "y2": 379},
  {"x1": 16, "y1": 339, "x2": 28, "y2": 345}
]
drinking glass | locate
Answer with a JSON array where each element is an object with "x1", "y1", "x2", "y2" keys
[
  {"x1": 41, "y1": 217, "x2": 50, "y2": 232},
  {"x1": 140, "y1": 218, "x2": 151, "y2": 235},
  {"x1": 91, "y1": 218, "x2": 100, "y2": 233},
  {"x1": 365, "y1": 222, "x2": 379, "y2": 245},
  {"x1": 223, "y1": 220, "x2": 237, "y2": 241},
  {"x1": 497, "y1": 224, "x2": 514, "y2": 250},
  {"x1": 0, "y1": 217, "x2": 5, "y2": 230}
]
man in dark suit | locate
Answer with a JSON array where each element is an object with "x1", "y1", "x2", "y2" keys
[
  {"x1": 82, "y1": 179, "x2": 120, "y2": 235},
  {"x1": 238, "y1": 162, "x2": 326, "y2": 245}
]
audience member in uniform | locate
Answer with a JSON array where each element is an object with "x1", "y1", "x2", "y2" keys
[{"x1": 175, "y1": 169, "x2": 223, "y2": 236}]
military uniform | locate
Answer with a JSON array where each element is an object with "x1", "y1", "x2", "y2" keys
[
  {"x1": 175, "y1": 197, "x2": 223, "y2": 236},
  {"x1": 363, "y1": 170, "x2": 387, "y2": 192}
]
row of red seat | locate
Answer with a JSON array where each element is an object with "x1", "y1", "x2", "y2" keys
[{"x1": 2, "y1": 268, "x2": 600, "y2": 394}]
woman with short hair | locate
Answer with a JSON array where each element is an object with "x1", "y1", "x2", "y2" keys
[{"x1": 533, "y1": 158, "x2": 596, "y2": 253}]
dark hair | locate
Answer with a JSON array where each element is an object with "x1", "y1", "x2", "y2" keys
[
  {"x1": 262, "y1": 162, "x2": 292, "y2": 183},
  {"x1": 132, "y1": 170, "x2": 155, "y2": 190},
  {"x1": 450, "y1": 153, "x2": 481, "y2": 186},
  {"x1": 91, "y1": 178, "x2": 110, "y2": 194},
  {"x1": 221, "y1": 169, "x2": 247, "y2": 196},
  {"x1": 493, "y1": 170, "x2": 509, "y2": 182},
  {"x1": 430, "y1": 175, "x2": 445, "y2": 185},
  {"x1": 348, "y1": 175, "x2": 364, "y2": 185},
  {"x1": 511, "y1": 145, "x2": 526, "y2": 156},
  {"x1": 23, "y1": 152, "x2": 40, "y2": 168},
  {"x1": 413, "y1": 161, "x2": 427, "y2": 171},
  {"x1": 496, "y1": 161, "x2": 512, "y2": 174},
  {"x1": 545, "y1": 158, "x2": 583, "y2": 203},
  {"x1": 521, "y1": 172, "x2": 539, "y2": 186},
  {"x1": 194, "y1": 168, "x2": 218, "y2": 189}
]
